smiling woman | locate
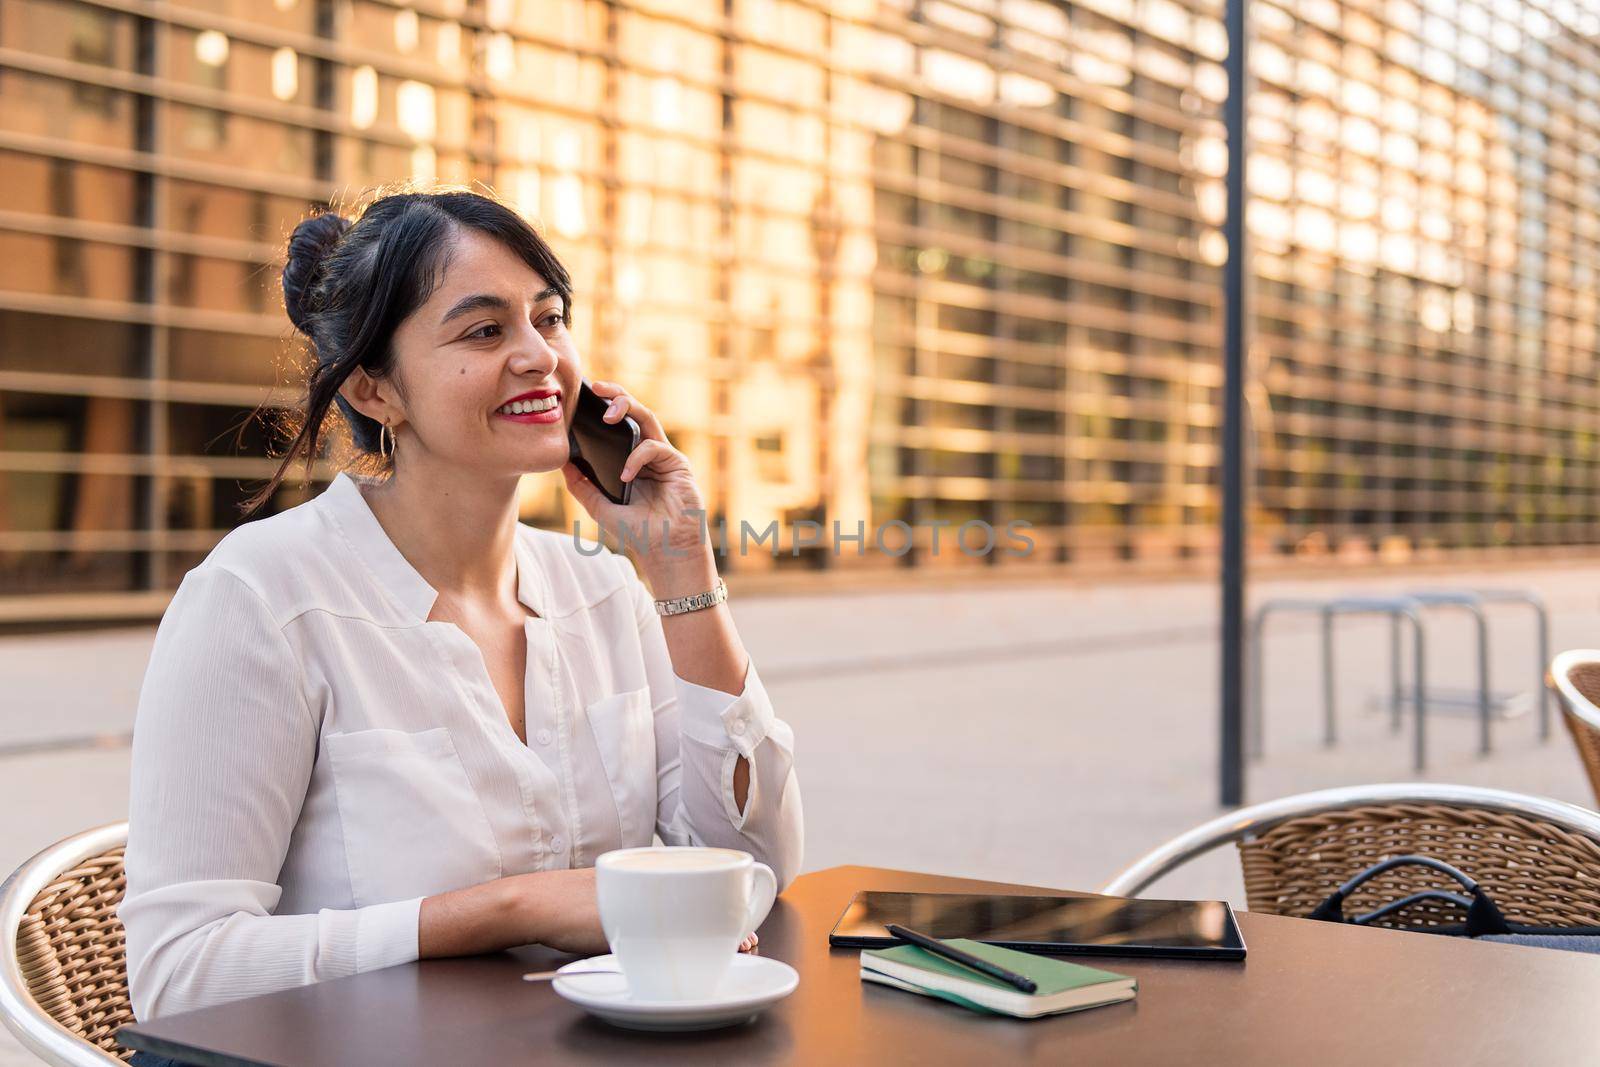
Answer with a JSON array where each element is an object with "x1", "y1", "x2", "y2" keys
[
  {"x1": 246, "y1": 190, "x2": 577, "y2": 504},
  {"x1": 117, "y1": 184, "x2": 803, "y2": 1027}
]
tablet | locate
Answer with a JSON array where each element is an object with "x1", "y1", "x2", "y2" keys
[{"x1": 828, "y1": 890, "x2": 1247, "y2": 960}]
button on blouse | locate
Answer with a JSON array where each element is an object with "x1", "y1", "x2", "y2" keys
[{"x1": 119, "y1": 471, "x2": 804, "y2": 1021}]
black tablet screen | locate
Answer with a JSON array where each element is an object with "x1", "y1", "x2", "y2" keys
[{"x1": 829, "y1": 891, "x2": 1246, "y2": 960}]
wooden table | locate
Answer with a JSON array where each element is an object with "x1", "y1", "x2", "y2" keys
[{"x1": 121, "y1": 865, "x2": 1600, "y2": 1066}]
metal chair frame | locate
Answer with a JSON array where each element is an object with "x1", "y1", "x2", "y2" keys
[
  {"x1": 1551, "y1": 650, "x2": 1600, "y2": 731},
  {"x1": 1099, "y1": 783, "x2": 1600, "y2": 899},
  {"x1": 1549, "y1": 649, "x2": 1600, "y2": 807},
  {"x1": 0, "y1": 822, "x2": 130, "y2": 1066}
]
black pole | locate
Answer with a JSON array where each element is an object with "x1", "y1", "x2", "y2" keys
[{"x1": 1219, "y1": 0, "x2": 1248, "y2": 808}]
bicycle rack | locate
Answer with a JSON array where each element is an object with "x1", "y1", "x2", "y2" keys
[
  {"x1": 1461, "y1": 588, "x2": 1550, "y2": 741},
  {"x1": 1250, "y1": 587, "x2": 1552, "y2": 774},
  {"x1": 1250, "y1": 596, "x2": 1430, "y2": 771},
  {"x1": 1399, "y1": 592, "x2": 1493, "y2": 756}
]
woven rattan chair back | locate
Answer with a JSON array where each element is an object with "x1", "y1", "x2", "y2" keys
[
  {"x1": 1552, "y1": 651, "x2": 1600, "y2": 808},
  {"x1": 1101, "y1": 785, "x2": 1600, "y2": 932},
  {"x1": 13, "y1": 844, "x2": 133, "y2": 1062},
  {"x1": 1238, "y1": 802, "x2": 1600, "y2": 928}
]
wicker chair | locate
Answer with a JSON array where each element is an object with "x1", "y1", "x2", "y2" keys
[
  {"x1": 1550, "y1": 650, "x2": 1600, "y2": 808},
  {"x1": 1100, "y1": 785, "x2": 1600, "y2": 929},
  {"x1": 0, "y1": 822, "x2": 133, "y2": 1065}
]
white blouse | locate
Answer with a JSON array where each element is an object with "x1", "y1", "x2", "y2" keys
[{"x1": 119, "y1": 471, "x2": 803, "y2": 1021}]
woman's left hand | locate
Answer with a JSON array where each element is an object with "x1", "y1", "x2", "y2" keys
[
  {"x1": 739, "y1": 932, "x2": 759, "y2": 953},
  {"x1": 560, "y1": 380, "x2": 711, "y2": 569}
]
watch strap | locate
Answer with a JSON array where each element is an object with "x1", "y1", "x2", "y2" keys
[{"x1": 653, "y1": 576, "x2": 728, "y2": 616}]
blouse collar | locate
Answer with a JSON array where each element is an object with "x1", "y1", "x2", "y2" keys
[{"x1": 318, "y1": 471, "x2": 548, "y2": 624}]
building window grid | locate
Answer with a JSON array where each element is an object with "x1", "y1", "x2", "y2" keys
[{"x1": 4, "y1": 0, "x2": 1600, "y2": 605}]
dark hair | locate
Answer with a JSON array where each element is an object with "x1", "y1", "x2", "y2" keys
[{"x1": 241, "y1": 184, "x2": 574, "y2": 517}]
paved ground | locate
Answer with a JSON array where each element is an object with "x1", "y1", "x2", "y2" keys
[{"x1": 3, "y1": 561, "x2": 1597, "y2": 1063}]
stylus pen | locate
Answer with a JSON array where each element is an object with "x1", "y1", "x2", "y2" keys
[{"x1": 884, "y1": 923, "x2": 1038, "y2": 994}]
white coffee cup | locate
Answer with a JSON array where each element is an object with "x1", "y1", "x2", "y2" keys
[{"x1": 594, "y1": 846, "x2": 777, "y2": 1002}]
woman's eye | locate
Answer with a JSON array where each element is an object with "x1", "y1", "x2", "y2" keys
[
  {"x1": 538, "y1": 313, "x2": 563, "y2": 329},
  {"x1": 466, "y1": 323, "x2": 501, "y2": 340}
]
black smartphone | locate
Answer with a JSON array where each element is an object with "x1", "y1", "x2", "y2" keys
[{"x1": 567, "y1": 379, "x2": 640, "y2": 506}]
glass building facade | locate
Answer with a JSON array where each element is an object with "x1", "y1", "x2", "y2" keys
[{"x1": 1, "y1": 0, "x2": 1598, "y2": 622}]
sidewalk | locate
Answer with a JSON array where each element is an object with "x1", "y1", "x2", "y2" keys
[{"x1": 2, "y1": 562, "x2": 1596, "y2": 1063}]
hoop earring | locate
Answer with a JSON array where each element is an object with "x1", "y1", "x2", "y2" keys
[{"x1": 378, "y1": 421, "x2": 394, "y2": 459}]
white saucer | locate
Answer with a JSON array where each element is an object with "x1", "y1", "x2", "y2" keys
[{"x1": 550, "y1": 953, "x2": 798, "y2": 1031}]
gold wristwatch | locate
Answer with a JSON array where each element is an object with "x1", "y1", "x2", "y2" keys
[{"x1": 653, "y1": 576, "x2": 728, "y2": 616}]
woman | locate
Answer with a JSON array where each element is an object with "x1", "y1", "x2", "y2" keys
[{"x1": 117, "y1": 188, "x2": 804, "y2": 1039}]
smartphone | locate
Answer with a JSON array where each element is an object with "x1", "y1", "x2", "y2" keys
[{"x1": 567, "y1": 379, "x2": 640, "y2": 506}]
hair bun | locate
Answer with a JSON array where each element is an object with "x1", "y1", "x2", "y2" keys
[{"x1": 282, "y1": 211, "x2": 352, "y2": 334}]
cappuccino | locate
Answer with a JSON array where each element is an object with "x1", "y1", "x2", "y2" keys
[
  {"x1": 603, "y1": 848, "x2": 745, "y2": 872},
  {"x1": 595, "y1": 846, "x2": 777, "y2": 1002}
]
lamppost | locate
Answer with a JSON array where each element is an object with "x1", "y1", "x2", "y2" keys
[{"x1": 1219, "y1": 0, "x2": 1250, "y2": 807}]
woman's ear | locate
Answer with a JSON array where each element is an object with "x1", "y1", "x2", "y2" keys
[{"x1": 338, "y1": 366, "x2": 397, "y2": 427}]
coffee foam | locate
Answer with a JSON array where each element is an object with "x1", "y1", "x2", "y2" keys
[{"x1": 604, "y1": 848, "x2": 744, "y2": 872}]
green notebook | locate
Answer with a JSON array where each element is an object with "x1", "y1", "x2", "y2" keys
[{"x1": 860, "y1": 939, "x2": 1137, "y2": 1019}]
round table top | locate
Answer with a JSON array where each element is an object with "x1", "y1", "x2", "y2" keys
[{"x1": 122, "y1": 864, "x2": 1600, "y2": 1066}]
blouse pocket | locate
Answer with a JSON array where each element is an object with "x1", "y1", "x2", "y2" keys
[
  {"x1": 584, "y1": 686, "x2": 658, "y2": 848},
  {"x1": 324, "y1": 726, "x2": 502, "y2": 906}
]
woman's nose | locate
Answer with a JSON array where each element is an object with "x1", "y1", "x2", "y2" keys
[{"x1": 505, "y1": 322, "x2": 559, "y2": 374}]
